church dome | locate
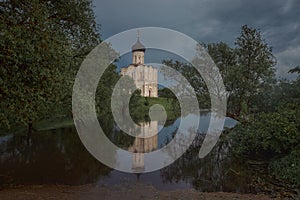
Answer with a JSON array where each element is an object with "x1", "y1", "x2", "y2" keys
[{"x1": 132, "y1": 37, "x2": 145, "y2": 52}]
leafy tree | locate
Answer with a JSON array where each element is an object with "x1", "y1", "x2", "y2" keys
[
  {"x1": 208, "y1": 26, "x2": 276, "y2": 119},
  {"x1": 162, "y1": 25, "x2": 276, "y2": 119},
  {"x1": 226, "y1": 51, "x2": 300, "y2": 189},
  {"x1": 233, "y1": 25, "x2": 276, "y2": 117},
  {"x1": 206, "y1": 42, "x2": 239, "y2": 116},
  {"x1": 251, "y1": 66, "x2": 300, "y2": 113},
  {"x1": 0, "y1": 0, "x2": 100, "y2": 133}
]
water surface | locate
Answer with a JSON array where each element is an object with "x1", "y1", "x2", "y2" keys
[{"x1": 0, "y1": 113, "x2": 255, "y2": 193}]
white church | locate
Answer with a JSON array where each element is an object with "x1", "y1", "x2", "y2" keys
[{"x1": 121, "y1": 33, "x2": 158, "y2": 97}]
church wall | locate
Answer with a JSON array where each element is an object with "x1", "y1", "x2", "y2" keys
[{"x1": 121, "y1": 65, "x2": 158, "y2": 97}]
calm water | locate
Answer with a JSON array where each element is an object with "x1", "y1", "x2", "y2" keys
[{"x1": 0, "y1": 113, "x2": 256, "y2": 193}]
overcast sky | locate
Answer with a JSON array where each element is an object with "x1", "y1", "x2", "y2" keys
[{"x1": 93, "y1": 0, "x2": 300, "y2": 79}]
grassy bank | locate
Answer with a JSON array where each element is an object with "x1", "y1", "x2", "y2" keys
[
  {"x1": 129, "y1": 97, "x2": 180, "y2": 122},
  {"x1": 1, "y1": 97, "x2": 180, "y2": 133}
]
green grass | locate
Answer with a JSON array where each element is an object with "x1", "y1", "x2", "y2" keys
[
  {"x1": 130, "y1": 97, "x2": 180, "y2": 122},
  {"x1": 35, "y1": 97, "x2": 180, "y2": 132}
]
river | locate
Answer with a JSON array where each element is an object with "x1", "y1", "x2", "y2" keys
[{"x1": 0, "y1": 112, "x2": 261, "y2": 193}]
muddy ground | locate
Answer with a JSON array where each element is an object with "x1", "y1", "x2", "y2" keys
[{"x1": 0, "y1": 183, "x2": 281, "y2": 200}]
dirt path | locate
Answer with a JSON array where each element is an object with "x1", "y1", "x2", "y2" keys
[{"x1": 0, "y1": 184, "x2": 279, "y2": 200}]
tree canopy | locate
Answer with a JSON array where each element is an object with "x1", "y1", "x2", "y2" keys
[{"x1": 0, "y1": 0, "x2": 100, "y2": 130}]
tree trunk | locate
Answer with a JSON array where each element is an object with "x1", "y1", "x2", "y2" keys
[{"x1": 27, "y1": 120, "x2": 33, "y2": 145}]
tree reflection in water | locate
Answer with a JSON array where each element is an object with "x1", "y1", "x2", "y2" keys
[
  {"x1": 0, "y1": 113, "x2": 253, "y2": 193},
  {"x1": 160, "y1": 132, "x2": 254, "y2": 193}
]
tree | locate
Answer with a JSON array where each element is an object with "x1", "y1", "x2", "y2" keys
[
  {"x1": 158, "y1": 88, "x2": 176, "y2": 99},
  {"x1": 161, "y1": 60, "x2": 210, "y2": 109},
  {"x1": 226, "y1": 64, "x2": 300, "y2": 188},
  {"x1": 206, "y1": 42, "x2": 239, "y2": 116},
  {"x1": 207, "y1": 26, "x2": 276, "y2": 119},
  {"x1": 233, "y1": 25, "x2": 276, "y2": 117},
  {"x1": 96, "y1": 64, "x2": 120, "y2": 116},
  {"x1": 0, "y1": 0, "x2": 100, "y2": 133}
]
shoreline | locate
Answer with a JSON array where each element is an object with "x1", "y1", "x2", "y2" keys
[{"x1": 0, "y1": 183, "x2": 279, "y2": 200}]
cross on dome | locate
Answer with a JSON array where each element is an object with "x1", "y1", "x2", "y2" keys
[{"x1": 132, "y1": 30, "x2": 145, "y2": 52}]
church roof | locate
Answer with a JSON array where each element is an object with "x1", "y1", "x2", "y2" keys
[{"x1": 132, "y1": 37, "x2": 145, "y2": 52}]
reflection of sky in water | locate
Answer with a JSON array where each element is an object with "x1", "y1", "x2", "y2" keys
[
  {"x1": 103, "y1": 113, "x2": 238, "y2": 188},
  {"x1": 0, "y1": 113, "x2": 245, "y2": 192},
  {"x1": 116, "y1": 113, "x2": 238, "y2": 172},
  {"x1": 157, "y1": 113, "x2": 237, "y2": 147}
]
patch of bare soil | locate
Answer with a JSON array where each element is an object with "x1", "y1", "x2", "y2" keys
[{"x1": 0, "y1": 183, "x2": 280, "y2": 200}]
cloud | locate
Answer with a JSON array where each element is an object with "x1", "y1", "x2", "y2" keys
[
  {"x1": 281, "y1": 0, "x2": 294, "y2": 14},
  {"x1": 93, "y1": 0, "x2": 300, "y2": 79}
]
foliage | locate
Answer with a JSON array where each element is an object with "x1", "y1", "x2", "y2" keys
[
  {"x1": 96, "y1": 64, "x2": 120, "y2": 116},
  {"x1": 270, "y1": 148, "x2": 300, "y2": 187},
  {"x1": 225, "y1": 65, "x2": 300, "y2": 188},
  {"x1": 158, "y1": 88, "x2": 176, "y2": 99},
  {"x1": 161, "y1": 60, "x2": 210, "y2": 109},
  {"x1": 228, "y1": 107, "x2": 300, "y2": 159},
  {"x1": 0, "y1": 0, "x2": 100, "y2": 130},
  {"x1": 207, "y1": 25, "x2": 276, "y2": 118},
  {"x1": 162, "y1": 25, "x2": 276, "y2": 119},
  {"x1": 252, "y1": 78, "x2": 300, "y2": 113}
]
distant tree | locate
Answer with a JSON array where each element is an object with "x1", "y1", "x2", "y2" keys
[
  {"x1": 161, "y1": 60, "x2": 210, "y2": 108},
  {"x1": 158, "y1": 88, "x2": 176, "y2": 99}
]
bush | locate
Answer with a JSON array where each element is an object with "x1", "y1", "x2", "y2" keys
[
  {"x1": 227, "y1": 105, "x2": 300, "y2": 187},
  {"x1": 270, "y1": 148, "x2": 300, "y2": 187},
  {"x1": 229, "y1": 108, "x2": 300, "y2": 159}
]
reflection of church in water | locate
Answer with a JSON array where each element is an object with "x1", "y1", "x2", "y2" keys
[
  {"x1": 128, "y1": 121, "x2": 158, "y2": 172},
  {"x1": 121, "y1": 33, "x2": 159, "y2": 172},
  {"x1": 121, "y1": 33, "x2": 158, "y2": 97}
]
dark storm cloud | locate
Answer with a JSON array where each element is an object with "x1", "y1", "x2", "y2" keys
[{"x1": 93, "y1": 0, "x2": 300, "y2": 79}]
